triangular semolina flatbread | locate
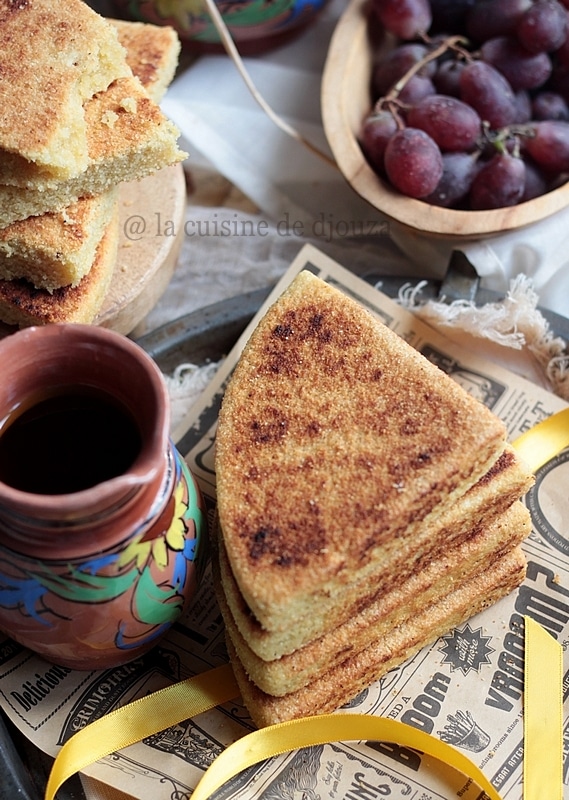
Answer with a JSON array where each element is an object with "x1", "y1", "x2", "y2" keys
[{"x1": 215, "y1": 271, "x2": 521, "y2": 635}]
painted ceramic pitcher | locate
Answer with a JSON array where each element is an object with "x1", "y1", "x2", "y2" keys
[
  {"x1": 113, "y1": 0, "x2": 329, "y2": 53},
  {"x1": 0, "y1": 324, "x2": 206, "y2": 670}
]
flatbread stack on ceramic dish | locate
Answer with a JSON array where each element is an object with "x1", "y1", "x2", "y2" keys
[
  {"x1": 0, "y1": 0, "x2": 185, "y2": 328},
  {"x1": 213, "y1": 270, "x2": 535, "y2": 728}
]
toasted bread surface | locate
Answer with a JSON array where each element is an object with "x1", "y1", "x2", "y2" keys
[
  {"x1": 0, "y1": 190, "x2": 118, "y2": 291},
  {"x1": 0, "y1": 206, "x2": 119, "y2": 328},
  {"x1": 215, "y1": 271, "x2": 511, "y2": 634},
  {"x1": 83, "y1": 76, "x2": 184, "y2": 170},
  {"x1": 0, "y1": 18, "x2": 180, "y2": 288},
  {"x1": 228, "y1": 545, "x2": 527, "y2": 727},
  {"x1": 0, "y1": 75, "x2": 186, "y2": 225},
  {"x1": 217, "y1": 443, "x2": 533, "y2": 660},
  {"x1": 217, "y1": 501, "x2": 530, "y2": 696},
  {"x1": 0, "y1": 0, "x2": 130, "y2": 177},
  {"x1": 111, "y1": 19, "x2": 180, "y2": 102}
]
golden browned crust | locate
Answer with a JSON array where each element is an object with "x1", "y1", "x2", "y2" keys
[
  {"x1": 0, "y1": 205, "x2": 119, "y2": 328},
  {"x1": 0, "y1": 18, "x2": 180, "y2": 289},
  {"x1": 0, "y1": 190, "x2": 118, "y2": 291},
  {"x1": 217, "y1": 443, "x2": 533, "y2": 660},
  {"x1": 0, "y1": 75, "x2": 186, "y2": 225},
  {"x1": 0, "y1": 0, "x2": 130, "y2": 176},
  {"x1": 228, "y1": 546, "x2": 527, "y2": 727},
  {"x1": 111, "y1": 19, "x2": 180, "y2": 102},
  {"x1": 215, "y1": 271, "x2": 513, "y2": 633},
  {"x1": 217, "y1": 501, "x2": 530, "y2": 696}
]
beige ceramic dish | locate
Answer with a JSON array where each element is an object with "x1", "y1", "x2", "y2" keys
[{"x1": 321, "y1": 0, "x2": 569, "y2": 239}]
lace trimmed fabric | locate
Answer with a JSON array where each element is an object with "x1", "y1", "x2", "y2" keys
[{"x1": 397, "y1": 273, "x2": 569, "y2": 402}]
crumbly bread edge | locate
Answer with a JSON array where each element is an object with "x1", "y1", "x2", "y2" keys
[
  {"x1": 0, "y1": 190, "x2": 118, "y2": 291},
  {"x1": 0, "y1": 204, "x2": 119, "y2": 328},
  {"x1": 227, "y1": 545, "x2": 527, "y2": 727},
  {"x1": 0, "y1": 76, "x2": 186, "y2": 225},
  {"x1": 217, "y1": 500, "x2": 530, "y2": 696},
  {"x1": 0, "y1": 0, "x2": 131, "y2": 174}
]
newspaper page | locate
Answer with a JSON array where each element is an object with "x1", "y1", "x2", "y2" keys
[{"x1": 1, "y1": 243, "x2": 568, "y2": 800}]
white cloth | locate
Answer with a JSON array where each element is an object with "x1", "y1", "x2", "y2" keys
[{"x1": 388, "y1": 212, "x2": 569, "y2": 318}]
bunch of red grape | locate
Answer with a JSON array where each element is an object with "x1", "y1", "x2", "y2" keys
[{"x1": 359, "y1": 0, "x2": 569, "y2": 209}]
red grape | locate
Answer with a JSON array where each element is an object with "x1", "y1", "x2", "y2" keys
[
  {"x1": 481, "y1": 36, "x2": 552, "y2": 90},
  {"x1": 466, "y1": 0, "x2": 532, "y2": 42},
  {"x1": 459, "y1": 60, "x2": 518, "y2": 128},
  {"x1": 359, "y1": 0, "x2": 569, "y2": 210},
  {"x1": 514, "y1": 89, "x2": 532, "y2": 122},
  {"x1": 397, "y1": 74, "x2": 436, "y2": 104},
  {"x1": 424, "y1": 151, "x2": 481, "y2": 206},
  {"x1": 521, "y1": 159, "x2": 549, "y2": 200},
  {"x1": 469, "y1": 152, "x2": 526, "y2": 208},
  {"x1": 384, "y1": 128, "x2": 444, "y2": 198},
  {"x1": 371, "y1": 0, "x2": 432, "y2": 40},
  {"x1": 516, "y1": 0, "x2": 568, "y2": 53},
  {"x1": 372, "y1": 44, "x2": 434, "y2": 98},
  {"x1": 359, "y1": 110, "x2": 399, "y2": 173},
  {"x1": 532, "y1": 91, "x2": 569, "y2": 120},
  {"x1": 555, "y1": 34, "x2": 569, "y2": 68},
  {"x1": 433, "y1": 59, "x2": 466, "y2": 97},
  {"x1": 407, "y1": 94, "x2": 482, "y2": 151},
  {"x1": 523, "y1": 120, "x2": 569, "y2": 171}
]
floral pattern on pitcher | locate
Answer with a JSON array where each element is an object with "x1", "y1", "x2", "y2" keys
[
  {"x1": 0, "y1": 451, "x2": 206, "y2": 664},
  {"x1": 118, "y1": 0, "x2": 328, "y2": 45}
]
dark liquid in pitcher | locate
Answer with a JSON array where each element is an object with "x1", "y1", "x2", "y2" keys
[{"x1": 0, "y1": 387, "x2": 142, "y2": 495}]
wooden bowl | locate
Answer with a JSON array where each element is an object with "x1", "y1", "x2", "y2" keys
[{"x1": 321, "y1": 0, "x2": 569, "y2": 239}]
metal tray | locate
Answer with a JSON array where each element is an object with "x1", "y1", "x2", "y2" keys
[{"x1": 2, "y1": 263, "x2": 568, "y2": 800}]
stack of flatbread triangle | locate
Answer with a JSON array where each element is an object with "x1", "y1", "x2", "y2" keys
[
  {"x1": 0, "y1": 0, "x2": 186, "y2": 327},
  {"x1": 213, "y1": 270, "x2": 535, "y2": 728}
]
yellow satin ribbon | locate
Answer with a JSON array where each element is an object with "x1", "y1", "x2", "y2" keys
[
  {"x1": 43, "y1": 621, "x2": 562, "y2": 800},
  {"x1": 45, "y1": 659, "x2": 503, "y2": 800},
  {"x1": 45, "y1": 664, "x2": 240, "y2": 800},
  {"x1": 44, "y1": 409, "x2": 568, "y2": 800},
  {"x1": 512, "y1": 406, "x2": 569, "y2": 471},
  {"x1": 524, "y1": 616, "x2": 563, "y2": 800},
  {"x1": 190, "y1": 712, "x2": 501, "y2": 800}
]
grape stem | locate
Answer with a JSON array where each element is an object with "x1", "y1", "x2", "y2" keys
[
  {"x1": 386, "y1": 35, "x2": 470, "y2": 102},
  {"x1": 375, "y1": 34, "x2": 470, "y2": 126},
  {"x1": 481, "y1": 122, "x2": 536, "y2": 157}
]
